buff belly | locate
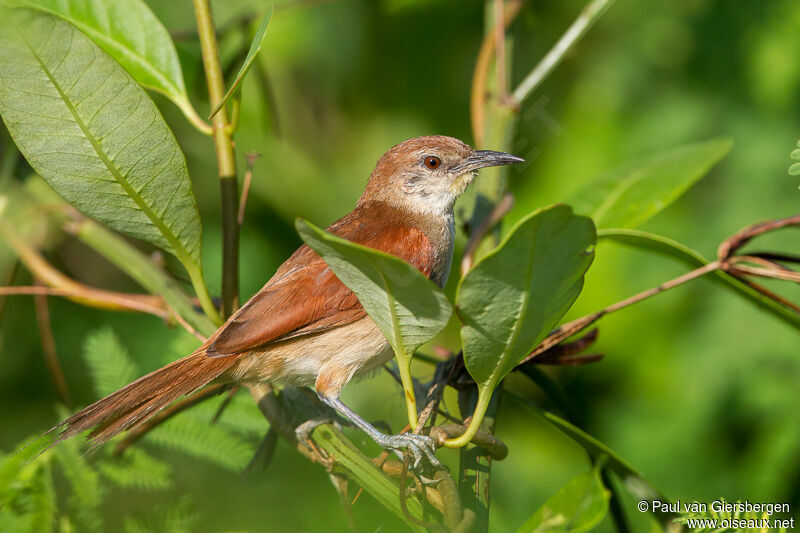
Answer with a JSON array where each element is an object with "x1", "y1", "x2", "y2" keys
[{"x1": 226, "y1": 316, "x2": 394, "y2": 397}]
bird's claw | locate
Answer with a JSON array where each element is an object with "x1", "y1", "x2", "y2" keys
[{"x1": 376, "y1": 432, "x2": 440, "y2": 470}]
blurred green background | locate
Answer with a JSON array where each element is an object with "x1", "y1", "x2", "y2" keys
[{"x1": 1, "y1": 0, "x2": 799, "y2": 531}]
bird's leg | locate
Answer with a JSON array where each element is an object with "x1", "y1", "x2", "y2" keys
[{"x1": 318, "y1": 393, "x2": 440, "y2": 468}]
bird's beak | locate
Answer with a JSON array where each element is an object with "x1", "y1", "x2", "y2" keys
[{"x1": 454, "y1": 150, "x2": 525, "y2": 173}]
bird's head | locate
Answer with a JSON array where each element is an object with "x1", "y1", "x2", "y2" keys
[{"x1": 360, "y1": 135, "x2": 524, "y2": 216}]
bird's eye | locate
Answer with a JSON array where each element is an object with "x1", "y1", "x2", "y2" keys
[{"x1": 424, "y1": 156, "x2": 441, "y2": 170}]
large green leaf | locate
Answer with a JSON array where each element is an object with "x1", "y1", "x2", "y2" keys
[
  {"x1": 517, "y1": 463, "x2": 610, "y2": 533},
  {"x1": 598, "y1": 228, "x2": 800, "y2": 329},
  {"x1": 296, "y1": 218, "x2": 453, "y2": 425},
  {"x1": 9, "y1": 0, "x2": 195, "y2": 122},
  {"x1": 570, "y1": 138, "x2": 732, "y2": 229},
  {"x1": 0, "y1": 10, "x2": 216, "y2": 319},
  {"x1": 458, "y1": 205, "x2": 595, "y2": 392},
  {"x1": 0, "y1": 10, "x2": 200, "y2": 264}
]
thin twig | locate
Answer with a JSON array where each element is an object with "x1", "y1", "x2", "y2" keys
[
  {"x1": 398, "y1": 456, "x2": 445, "y2": 532},
  {"x1": 0, "y1": 286, "x2": 169, "y2": 318},
  {"x1": 470, "y1": 0, "x2": 524, "y2": 146},
  {"x1": 0, "y1": 259, "x2": 19, "y2": 322},
  {"x1": 238, "y1": 152, "x2": 261, "y2": 226},
  {"x1": 113, "y1": 384, "x2": 227, "y2": 456},
  {"x1": 729, "y1": 264, "x2": 800, "y2": 283},
  {"x1": 511, "y1": 0, "x2": 614, "y2": 104},
  {"x1": 461, "y1": 192, "x2": 514, "y2": 276},
  {"x1": 330, "y1": 473, "x2": 358, "y2": 533},
  {"x1": 520, "y1": 261, "x2": 720, "y2": 365},
  {"x1": 33, "y1": 281, "x2": 71, "y2": 407},
  {"x1": 211, "y1": 385, "x2": 240, "y2": 422},
  {"x1": 732, "y1": 277, "x2": 800, "y2": 314},
  {"x1": 718, "y1": 214, "x2": 800, "y2": 260},
  {"x1": 493, "y1": 0, "x2": 508, "y2": 100}
]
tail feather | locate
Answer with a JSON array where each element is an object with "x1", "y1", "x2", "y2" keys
[{"x1": 53, "y1": 350, "x2": 240, "y2": 447}]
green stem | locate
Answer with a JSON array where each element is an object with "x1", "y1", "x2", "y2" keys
[
  {"x1": 397, "y1": 358, "x2": 419, "y2": 430},
  {"x1": 175, "y1": 96, "x2": 214, "y2": 136},
  {"x1": 74, "y1": 219, "x2": 219, "y2": 334},
  {"x1": 443, "y1": 386, "x2": 492, "y2": 448},
  {"x1": 193, "y1": 0, "x2": 240, "y2": 318},
  {"x1": 511, "y1": 0, "x2": 614, "y2": 104}
]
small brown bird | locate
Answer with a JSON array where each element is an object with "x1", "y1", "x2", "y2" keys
[{"x1": 54, "y1": 136, "x2": 523, "y2": 461}]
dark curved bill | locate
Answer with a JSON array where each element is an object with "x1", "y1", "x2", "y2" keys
[{"x1": 454, "y1": 150, "x2": 525, "y2": 173}]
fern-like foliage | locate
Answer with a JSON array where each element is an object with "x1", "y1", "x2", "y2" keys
[
  {"x1": 97, "y1": 447, "x2": 173, "y2": 491},
  {"x1": 52, "y1": 430, "x2": 105, "y2": 532},
  {"x1": 82, "y1": 327, "x2": 139, "y2": 398},
  {"x1": 145, "y1": 408, "x2": 257, "y2": 471},
  {"x1": 122, "y1": 496, "x2": 197, "y2": 533},
  {"x1": 0, "y1": 326, "x2": 273, "y2": 531},
  {"x1": 0, "y1": 441, "x2": 57, "y2": 533}
]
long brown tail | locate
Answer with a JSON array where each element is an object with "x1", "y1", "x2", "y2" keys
[{"x1": 52, "y1": 350, "x2": 241, "y2": 447}]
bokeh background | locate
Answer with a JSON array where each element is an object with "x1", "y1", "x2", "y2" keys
[{"x1": 1, "y1": 0, "x2": 799, "y2": 531}]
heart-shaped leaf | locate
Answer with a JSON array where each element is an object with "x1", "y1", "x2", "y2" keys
[
  {"x1": 570, "y1": 138, "x2": 732, "y2": 229},
  {"x1": 458, "y1": 205, "x2": 595, "y2": 392},
  {"x1": 296, "y1": 218, "x2": 453, "y2": 426},
  {"x1": 445, "y1": 205, "x2": 594, "y2": 447},
  {"x1": 0, "y1": 10, "x2": 217, "y2": 319},
  {"x1": 11, "y1": 0, "x2": 199, "y2": 126}
]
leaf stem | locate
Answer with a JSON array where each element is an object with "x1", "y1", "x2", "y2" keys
[
  {"x1": 511, "y1": 0, "x2": 614, "y2": 104},
  {"x1": 175, "y1": 97, "x2": 214, "y2": 136},
  {"x1": 442, "y1": 386, "x2": 492, "y2": 448},
  {"x1": 193, "y1": 0, "x2": 240, "y2": 318},
  {"x1": 398, "y1": 359, "x2": 419, "y2": 430}
]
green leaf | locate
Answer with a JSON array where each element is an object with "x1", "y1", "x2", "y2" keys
[
  {"x1": 458, "y1": 205, "x2": 595, "y2": 392},
  {"x1": 10, "y1": 0, "x2": 196, "y2": 122},
  {"x1": 789, "y1": 162, "x2": 800, "y2": 176},
  {"x1": 597, "y1": 229, "x2": 800, "y2": 329},
  {"x1": 517, "y1": 463, "x2": 610, "y2": 533},
  {"x1": 570, "y1": 138, "x2": 732, "y2": 229},
  {"x1": 0, "y1": 11, "x2": 204, "y2": 277},
  {"x1": 209, "y1": 5, "x2": 275, "y2": 119},
  {"x1": 296, "y1": 218, "x2": 453, "y2": 357},
  {"x1": 82, "y1": 327, "x2": 139, "y2": 398}
]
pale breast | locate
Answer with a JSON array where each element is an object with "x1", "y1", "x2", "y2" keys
[{"x1": 227, "y1": 316, "x2": 393, "y2": 396}]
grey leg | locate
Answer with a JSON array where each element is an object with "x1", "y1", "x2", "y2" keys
[{"x1": 318, "y1": 393, "x2": 439, "y2": 468}]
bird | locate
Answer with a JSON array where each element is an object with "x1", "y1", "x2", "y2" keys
[{"x1": 51, "y1": 135, "x2": 524, "y2": 462}]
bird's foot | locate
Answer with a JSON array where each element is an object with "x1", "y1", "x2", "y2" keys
[{"x1": 374, "y1": 432, "x2": 440, "y2": 469}]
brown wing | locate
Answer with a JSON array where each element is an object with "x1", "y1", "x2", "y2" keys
[{"x1": 206, "y1": 203, "x2": 436, "y2": 357}]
